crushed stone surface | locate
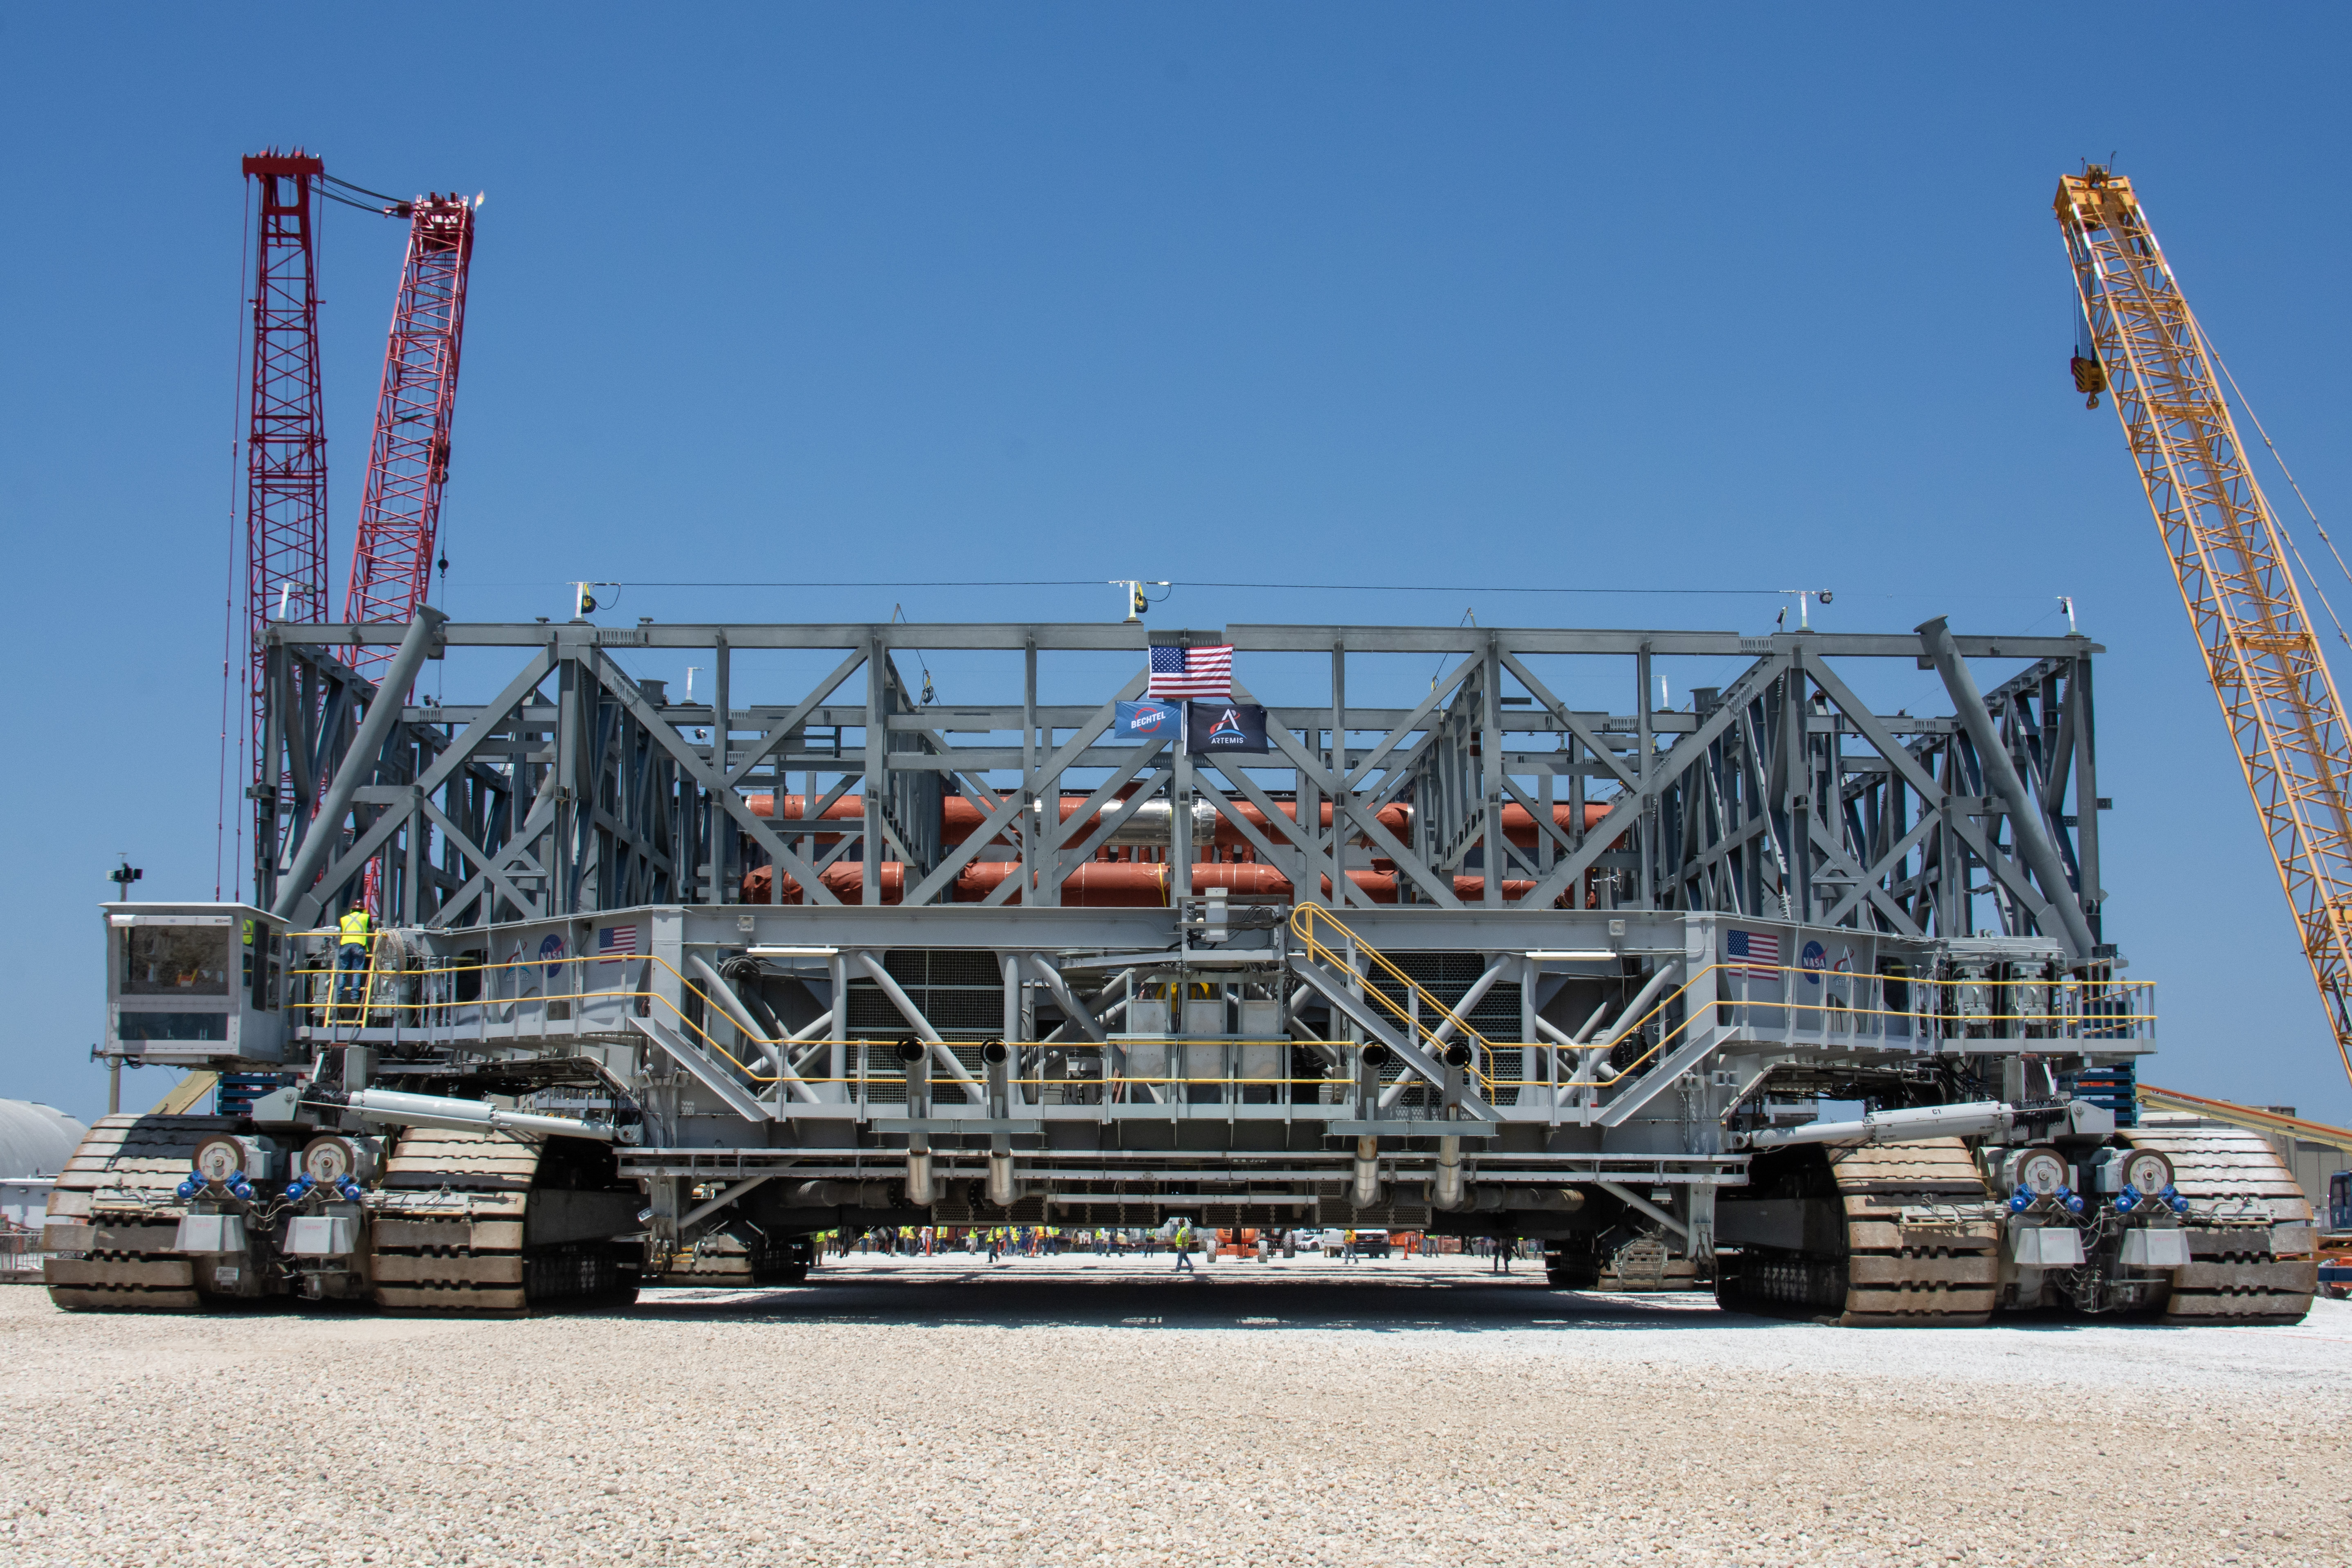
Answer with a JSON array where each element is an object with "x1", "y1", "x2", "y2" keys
[{"x1": 4, "y1": 1254, "x2": 2348, "y2": 1567}]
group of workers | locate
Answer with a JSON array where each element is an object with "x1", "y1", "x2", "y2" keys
[{"x1": 829, "y1": 1225, "x2": 1190, "y2": 1261}]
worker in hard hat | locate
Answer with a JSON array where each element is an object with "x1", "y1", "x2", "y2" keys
[{"x1": 335, "y1": 899, "x2": 373, "y2": 1006}]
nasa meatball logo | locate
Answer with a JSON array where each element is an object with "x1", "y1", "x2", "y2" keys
[{"x1": 1800, "y1": 939, "x2": 1827, "y2": 984}]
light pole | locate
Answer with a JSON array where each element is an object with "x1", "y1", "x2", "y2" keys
[{"x1": 104, "y1": 856, "x2": 141, "y2": 1114}]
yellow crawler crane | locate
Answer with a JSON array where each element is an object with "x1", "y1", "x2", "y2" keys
[{"x1": 2057, "y1": 165, "x2": 2352, "y2": 1092}]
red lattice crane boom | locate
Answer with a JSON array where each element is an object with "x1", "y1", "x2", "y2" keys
[
  {"x1": 241, "y1": 152, "x2": 330, "y2": 857},
  {"x1": 344, "y1": 194, "x2": 476, "y2": 675}
]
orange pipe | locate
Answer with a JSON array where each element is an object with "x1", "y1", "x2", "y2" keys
[
  {"x1": 748, "y1": 792, "x2": 1615, "y2": 851},
  {"x1": 741, "y1": 862, "x2": 908, "y2": 905},
  {"x1": 742, "y1": 860, "x2": 1564, "y2": 908}
]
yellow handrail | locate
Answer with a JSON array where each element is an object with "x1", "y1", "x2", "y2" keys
[
  {"x1": 288, "y1": 948, "x2": 800, "y2": 1085},
  {"x1": 282, "y1": 934, "x2": 2157, "y2": 1099},
  {"x1": 1289, "y1": 904, "x2": 1505, "y2": 1091},
  {"x1": 1290, "y1": 903, "x2": 2156, "y2": 1090}
]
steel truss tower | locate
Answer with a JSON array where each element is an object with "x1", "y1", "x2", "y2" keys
[
  {"x1": 241, "y1": 152, "x2": 330, "y2": 879},
  {"x1": 344, "y1": 195, "x2": 475, "y2": 677},
  {"x1": 258, "y1": 617, "x2": 2103, "y2": 952}
]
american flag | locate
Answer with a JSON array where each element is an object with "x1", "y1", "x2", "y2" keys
[
  {"x1": 1148, "y1": 643, "x2": 1233, "y2": 699},
  {"x1": 598, "y1": 926, "x2": 638, "y2": 957},
  {"x1": 1725, "y1": 928, "x2": 1780, "y2": 980}
]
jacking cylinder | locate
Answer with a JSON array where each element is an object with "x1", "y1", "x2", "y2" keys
[
  {"x1": 1352, "y1": 1136, "x2": 1382, "y2": 1209},
  {"x1": 1431, "y1": 1137, "x2": 1467, "y2": 1211},
  {"x1": 904, "y1": 1150, "x2": 939, "y2": 1206},
  {"x1": 986, "y1": 1153, "x2": 1024, "y2": 1209}
]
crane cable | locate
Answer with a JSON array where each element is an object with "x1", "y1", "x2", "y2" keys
[
  {"x1": 2193, "y1": 317, "x2": 2352, "y2": 650},
  {"x1": 317, "y1": 173, "x2": 412, "y2": 217}
]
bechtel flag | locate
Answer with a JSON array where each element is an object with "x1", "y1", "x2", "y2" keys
[{"x1": 1113, "y1": 699, "x2": 1182, "y2": 741}]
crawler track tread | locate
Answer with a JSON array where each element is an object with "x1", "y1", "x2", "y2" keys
[
  {"x1": 2124, "y1": 1127, "x2": 2316, "y2": 1325},
  {"x1": 367, "y1": 1127, "x2": 535, "y2": 1316},
  {"x1": 1831, "y1": 1141, "x2": 1999, "y2": 1328},
  {"x1": 366, "y1": 1126, "x2": 642, "y2": 1314},
  {"x1": 42, "y1": 1115, "x2": 230, "y2": 1314}
]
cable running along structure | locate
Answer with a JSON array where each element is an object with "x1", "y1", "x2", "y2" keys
[{"x1": 2057, "y1": 166, "x2": 2352, "y2": 1090}]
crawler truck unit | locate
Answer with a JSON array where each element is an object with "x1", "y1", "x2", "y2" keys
[{"x1": 51, "y1": 615, "x2": 2319, "y2": 1324}]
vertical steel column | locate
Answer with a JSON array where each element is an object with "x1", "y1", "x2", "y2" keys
[
  {"x1": 827, "y1": 950, "x2": 850, "y2": 1099},
  {"x1": 2070, "y1": 654, "x2": 2103, "y2": 943},
  {"x1": 256, "y1": 639, "x2": 292, "y2": 907},
  {"x1": 1172, "y1": 747, "x2": 1194, "y2": 900},
  {"x1": 1330, "y1": 643, "x2": 1347, "y2": 908},
  {"x1": 556, "y1": 649, "x2": 581, "y2": 915},
  {"x1": 1937, "y1": 744, "x2": 1964, "y2": 936},
  {"x1": 1537, "y1": 768, "x2": 1555, "y2": 876},
  {"x1": 1783, "y1": 645, "x2": 1808, "y2": 921},
  {"x1": 712, "y1": 633, "x2": 731, "y2": 904},
  {"x1": 1000, "y1": 950, "x2": 1027, "y2": 1112},
  {"x1": 402, "y1": 784, "x2": 422, "y2": 925},
  {"x1": 863, "y1": 634, "x2": 884, "y2": 906},
  {"x1": 1172, "y1": 646, "x2": 1194, "y2": 899},
  {"x1": 1023, "y1": 639, "x2": 1042, "y2": 906},
  {"x1": 1568, "y1": 734, "x2": 1585, "y2": 908},
  {"x1": 1482, "y1": 637, "x2": 1503, "y2": 906},
  {"x1": 1521, "y1": 955, "x2": 1546, "y2": 1112},
  {"x1": 1637, "y1": 642, "x2": 1656, "y2": 908},
  {"x1": 1297, "y1": 732, "x2": 1320, "y2": 908}
]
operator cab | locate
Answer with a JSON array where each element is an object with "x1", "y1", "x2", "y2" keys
[{"x1": 104, "y1": 902, "x2": 290, "y2": 1068}]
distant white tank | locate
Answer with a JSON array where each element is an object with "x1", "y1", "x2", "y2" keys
[{"x1": 0, "y1": 1099, "x2": 90, "y2": 1179}]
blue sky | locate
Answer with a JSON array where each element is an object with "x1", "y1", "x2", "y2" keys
[{"x1": 5, "y1": 4, "x2": 2351, "y2": 1125}]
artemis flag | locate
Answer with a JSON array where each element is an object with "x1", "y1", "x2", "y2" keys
[{"x1": 1185, "y1": 701, "x2": 1270, "y2": 755}]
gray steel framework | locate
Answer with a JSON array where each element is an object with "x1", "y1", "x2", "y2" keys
[
  {"x1": 96, "y1": 613, "x2": 2164, "y2": 1270},
  {"x1": 256, "y1": 617, "x2": 2107, "y2": 951}
]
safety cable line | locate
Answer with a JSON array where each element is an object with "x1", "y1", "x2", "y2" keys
[
  {"x1": 319, "y1": 173, "x2": 414, "y2": 211},
  {"x1": 318, "y1": 187, "x2": 404, "y2": 216},
  {"x1": 320, "y1": 173, "x2": 407, "y2": 203},
  {"x1": 2199, "y1": 323, "x2": 2352, "y2": 647},
  {"x1": 503, "y1": 580, "x2": 2067, "y2": 604},
  {"x1": 598, "y1": 579, "x2": 1793, "y2": 594},
  {"x1": 218, "y1": 177, "x2": 253, "y2": 903}
]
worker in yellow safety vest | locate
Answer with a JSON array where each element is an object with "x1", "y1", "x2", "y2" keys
[{"x1": 335, "y1": 900, "x2": 373, "y2": 1004}]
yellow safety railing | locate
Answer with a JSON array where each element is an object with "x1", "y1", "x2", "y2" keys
[
  {"x1": 1289, "y1": 904, "x2": 1506, "y2": 1093},
  {"x1": 285, "y1": 929, "x2": 2158, "y2": 1101},
  {"x1": 290, "y1": 946, "x2": 831, "y2": 1086},
  {"x1": 285, "y1": 946, "x2": 1322, "y2": 1098},
  {"x1": 1291, "y1": 903, "x2": 2157, "y2": 1090}
]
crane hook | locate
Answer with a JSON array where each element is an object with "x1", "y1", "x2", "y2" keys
[{"x1": 2071, "y1": 352, "x2": 2106, "y2": 409}]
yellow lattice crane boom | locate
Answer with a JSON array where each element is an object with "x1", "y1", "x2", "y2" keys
[{"x1": 2057, "y1": 166, "x2": 2352, "y2": 1090}]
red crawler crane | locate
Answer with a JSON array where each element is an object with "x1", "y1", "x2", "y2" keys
[
  {"x1": 242, "y1": 151, "x2": 331, "y2": 875},
  {"x1": 344, "y1": 193, "x2": 476, "y2": 677}
]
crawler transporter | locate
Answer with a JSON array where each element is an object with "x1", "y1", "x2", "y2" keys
[{"x1": 50, "y1": 615, "x2": 2318, "y2": 1324}]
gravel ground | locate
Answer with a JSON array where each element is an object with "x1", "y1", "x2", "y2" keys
[{"x1": 4, "y1": 1254, "x2": 2348, "y2": 1568}]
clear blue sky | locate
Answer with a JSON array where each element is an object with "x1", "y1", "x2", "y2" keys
[{"x1": 5, "y1": 4, "x2": 2351, "y2": 1125}]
